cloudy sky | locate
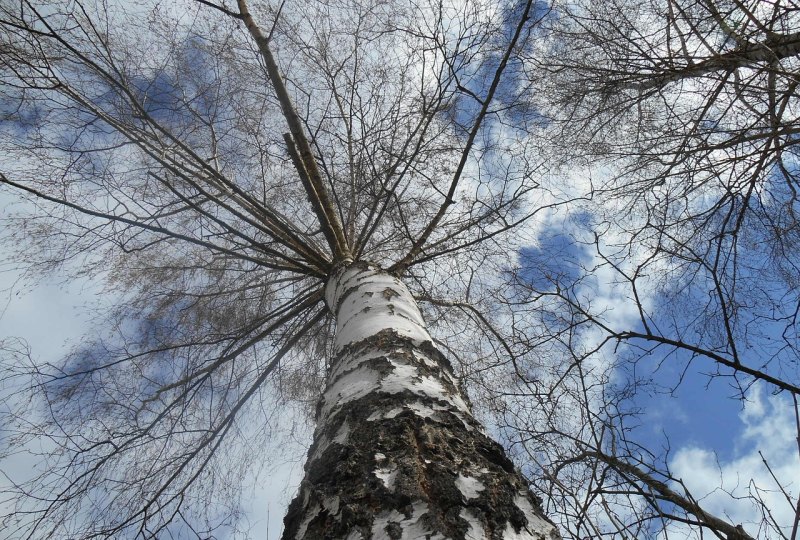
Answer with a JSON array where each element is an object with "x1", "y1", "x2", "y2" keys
[
  {"x1": 0, "y1": 239, "x2": 304, "y2": 539},
  {"x1": 1, "y1": 0, "x2": 799, "y2": 538}
]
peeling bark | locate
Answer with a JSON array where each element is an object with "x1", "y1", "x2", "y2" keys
[{"x1": 283, "y1": 262, "x2": 560, "y2": 540}]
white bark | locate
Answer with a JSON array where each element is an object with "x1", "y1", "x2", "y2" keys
[{"x1": 283, "y1": 262, "x2": 560, "y2": 540}]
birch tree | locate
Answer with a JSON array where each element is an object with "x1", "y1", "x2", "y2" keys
[{"x1": 0, "y1": 0, "x2": 564, "y2": 538}]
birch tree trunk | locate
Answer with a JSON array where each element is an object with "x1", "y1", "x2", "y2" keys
[{"x1": 282, "y1": 261, "x2": 559, "y2": 540}]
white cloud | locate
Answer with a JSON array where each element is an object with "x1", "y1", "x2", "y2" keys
[{"x1": 665, "y1": 386, "x2": 800, "y2": 538}]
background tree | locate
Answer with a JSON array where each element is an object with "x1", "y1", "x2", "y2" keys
[
  {"x1": 501, "y1": 0, "x2": 800, "y2": 537},
  {"x1": 526, "y1": 0, "x2": 800, "y2": 394}
]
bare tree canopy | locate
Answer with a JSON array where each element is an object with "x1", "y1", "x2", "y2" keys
[{"x1": 1, "y1": 0, "x2": 799, "y2": 539}]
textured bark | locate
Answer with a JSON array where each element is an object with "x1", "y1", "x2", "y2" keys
[{"x1": 282, "y1": 262, "x2": 560, "y2": 540}]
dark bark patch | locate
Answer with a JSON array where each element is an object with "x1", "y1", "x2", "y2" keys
[
  {"x1": 285, "y1": 384, "x2": 554, "y2": 539},
  {"x1": 382, "y1": 287, "x2": 400, "y2": 300},
  {"x1": 384, "y1": 521, "x2": 402, "y2": 539}
]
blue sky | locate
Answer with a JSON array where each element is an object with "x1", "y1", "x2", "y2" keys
[{"x1": 512, "y1": 197, "x2": 800, "y2": 536}]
